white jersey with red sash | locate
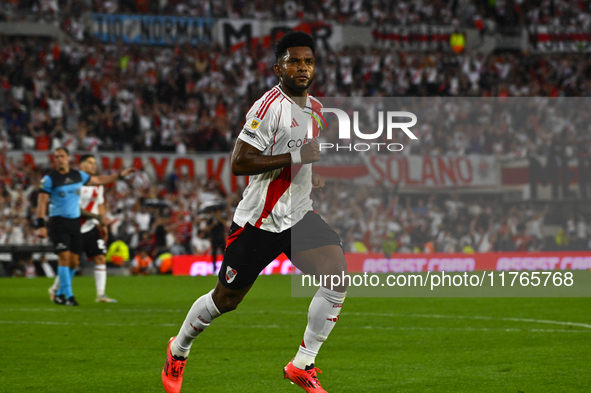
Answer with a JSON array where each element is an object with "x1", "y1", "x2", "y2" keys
[
  {"x1": 234, "y1": 85, "x2": 322, "y2": 233},
  {"x1": 80, "y1": 185, "x2": 104, "y2": 234}
]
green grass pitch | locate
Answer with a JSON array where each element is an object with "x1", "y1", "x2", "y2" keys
[{"x1": 1, "y1": 275, "x2": 590, "y2": 392}]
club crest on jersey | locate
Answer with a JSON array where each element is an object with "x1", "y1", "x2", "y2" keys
[
  {"x1": 226, "y1": 266, "x2": 237, "y2": 283},
  {"x1": 250, "y1": 118, "x2": 262, "y2": 130}
]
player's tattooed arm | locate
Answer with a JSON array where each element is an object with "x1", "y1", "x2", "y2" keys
[
  {"x1": 231, "y1": 139, "x2": 321, "y2": 176},
  {"x1": 80, "y1": 209, "x2": 108, "y2": 225}
]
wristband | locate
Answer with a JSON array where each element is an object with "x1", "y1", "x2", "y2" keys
[
  {"x1": 117, "y1": 171, "x2": 124, "y2": 180},
  {"x1": 36, "y1": 218, "x2": 46, "y2": 228},
  {"x1": 290, "y1": 150, "x2": 302, "y2": 165}
]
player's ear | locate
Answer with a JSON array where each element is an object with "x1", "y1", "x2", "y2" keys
[{"x1": 274, "y1": 63, "x2": 283, "y2": 78}]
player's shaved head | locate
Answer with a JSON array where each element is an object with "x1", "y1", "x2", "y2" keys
[{"x1": 275, "y1": 31, "x2": 315, "y2": 63}]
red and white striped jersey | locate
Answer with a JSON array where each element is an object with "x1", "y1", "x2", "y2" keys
[
  {"x1": 234, "y1": 85, "x2": 322, "y2": 233},
  {"x1": 80, "y1": 185, "x2": 104, "y2": 233}
]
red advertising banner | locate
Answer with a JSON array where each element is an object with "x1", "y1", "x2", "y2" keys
[
  {"x1": 173, "y1": 254, "x2": 292, "y2": 276},
  {"x1": 173, "y1": 252, "x2": 591, "y2": 276}
]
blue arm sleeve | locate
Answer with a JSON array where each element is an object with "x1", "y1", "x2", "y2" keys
[
  {"x1": 79, "y1": 170, "x2": 91, "y2": 185},
  {"x1": 39, "y1": 175, "x2": 52, "y2": 194}
]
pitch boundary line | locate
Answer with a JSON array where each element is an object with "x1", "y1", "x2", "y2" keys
[
  {"x1": 0, "y1": 319, "x2": 589, "y2": 334},
  {"x1": 348, "y1": 312, "x2": 591, "y2": 330},
  {"x1": 4, "y1": 307, "x2": 591, "y2": 330}
]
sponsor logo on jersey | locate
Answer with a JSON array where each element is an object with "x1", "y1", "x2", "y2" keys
[
  {"x1": 250, "y1": 118, "x2": 262, "y2": 129},
  {"x1": 290, "y1": 118, "x2": 299, "y2": 128},
  {"x1": 59, "y1": 191, "x2": 66, "y2": 197},
  {"x1": 56, "y1": 243, "x2": 67, "y2": 250},
  {"x1": 287, "y1": 135, "x2": 319, "y2": 148},
  {"x1": 64, "y1": 178, "x2": 73, "y2": 184},
  {"x1": 226, "y1": 266, "x2": 237, "y2": 283},
  {"x1": 242, "y1": 130, "x2": 256, "y2": 139}
]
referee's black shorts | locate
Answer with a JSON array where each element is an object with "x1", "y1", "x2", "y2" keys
[
  {"x1": 218, "y1": 211, "x2": 342, "y2": 290},
  {"x1": 48, "y1": 216, "x2": 82, "y2": 255}
]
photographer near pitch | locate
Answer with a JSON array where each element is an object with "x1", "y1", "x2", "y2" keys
[{"x1": 200, "y1": 202, "x2": 229, "y2": 269}]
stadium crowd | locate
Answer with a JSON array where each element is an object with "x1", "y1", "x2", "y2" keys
[
  {"x1": 313, "y1": 182, "x2": 591, "y2": 255},
  {"x1": 2, "y1": 2, "x2": 591, "y2": 264},
  {"x1": 2, "y1": 34, "x2": 591, "y2": 158},
  {"x1": 2, "y1": 0, "x2": 587, "y2": 31},
  {"x1": 1, "y1": 154, "x2": 591, "y2": 262}
]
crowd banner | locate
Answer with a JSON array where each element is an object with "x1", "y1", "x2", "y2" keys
[
  {"x1": 312, "y1": 155, "x2": 498, "y2": 189},
  {"x1": 2, "y1": 151, "x2": 501, "y2": 192},
  {"x1": 501, "y1": 156, "x2": 591, "y2": 200},
  {"x1": 92, "y1": 14, "x2": 216, "y2": 45},
  {"x1": 172, "y1": 251, "x2": 591, "y2": 276},
  {"x1": 359, "y1": 155, "x2": 498, "y2": 188},
  {"x1": 215, "y1": 19, "x2": 343, "y2": 52},
  {"x1": 529, "y1": 25, "x2": 591, "y2": 52},
  {"x1": 371, "y1": 24, "x2": 454, "y2": 51},
  {"x1": 2, "y1": 151, "x2": 247, "y2": 195}
]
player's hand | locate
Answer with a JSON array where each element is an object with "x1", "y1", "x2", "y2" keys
[
  {"x1": 300, "y1": 142, "x2": 321, "y2": 164},
  {"x1": 36, "y1": 227, "x2": 48, "y2": 238},
  {"x1": 100, "y1": 216, "x2": 112, "y2": 227},
  {"x1": 312, "y1": 173, "x2": 325, "y2": 190},
  {"x1": 119, "y1": 167, "x2": 136, "y2": 178}
]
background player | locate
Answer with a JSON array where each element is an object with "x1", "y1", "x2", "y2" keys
[
  {"x1": 161, "y1": 31, "x2": 347, "y2": 393},
  {"x1": 48, "y1": 154, "x2": 118, "y2": 303},
  {"x1": 36, "y1": 147, "x2": 134, "y2": 306}
]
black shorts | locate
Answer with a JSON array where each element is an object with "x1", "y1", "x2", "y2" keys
[
  {"x1": 82, "y1": 226, "x2": 107, "y2": 258},
  {"x1": 219, "y1": 211, "x2": 342, "y2": 290},
  {"x1": 48, "y1": 216, "x2": 82, "y2": 255}
]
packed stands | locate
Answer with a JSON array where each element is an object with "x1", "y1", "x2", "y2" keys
[{"x1": 2, "y1": 2, "x2": 591, "y2": 268}]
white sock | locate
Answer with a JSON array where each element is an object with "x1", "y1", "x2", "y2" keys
[
  {"x1": 173, "y1": 289, "x2": 221, "y2": 358},
  {"x1": 94, "y1": 264, "x2": 107, "y2": 296},
  {"x1": 50, "y1": 276, "x2": 60, "y2": 292},
  {"x1": 293, "y1": 286, "x2": 346, "y2": 369}
]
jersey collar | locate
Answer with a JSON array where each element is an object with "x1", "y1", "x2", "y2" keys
[{"x1": 277, "y1": 84, "x2": 309, "y2": 109}]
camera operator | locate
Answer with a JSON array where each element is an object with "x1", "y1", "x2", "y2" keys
[{"x1": 201, "y1": 206, "x2": 228, "y2": 269}]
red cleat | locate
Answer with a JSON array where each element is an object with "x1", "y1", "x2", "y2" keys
[
  {"x1": 161, "y1": 337, "x2": 187, "y2": 393},
  {"x1": 283, "y1": 359, "x2": 328, "y2": 392}
]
